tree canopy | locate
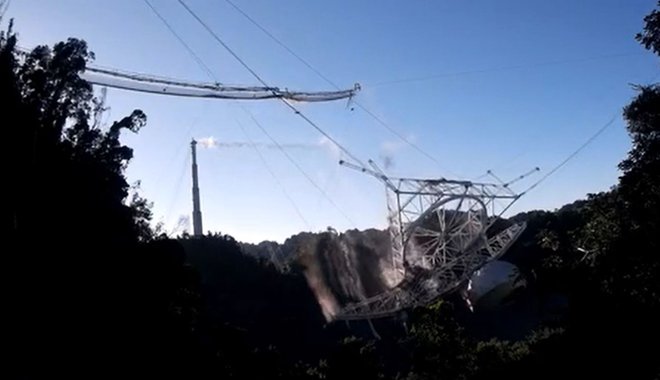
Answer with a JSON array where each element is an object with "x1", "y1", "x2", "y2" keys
[{"x1": 2, "y1": 2, "x2": 660, "y2": 378}]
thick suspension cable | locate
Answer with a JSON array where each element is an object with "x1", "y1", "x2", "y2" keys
[
  {"x1": 241, "y1": 106, "x2": 356, "y2": 225},
  {"x1": 0, "y1": 0, "x2": 10, "y2": 23},
  {"x1": 142, "y1": 1, "x2": 348, "y2": 229},
  {"x1": 367, "y1": 52, "x2": 643, "y2": 88},
  {"x1": 234, "y1": 118, "x2": 313, "y2": 230},
  {"x1": 491, "y1": 114, "x2": 619, "y2": 219},
  {"x1": 177, "y1": 0, "x2": 365, "y2": 167},
  {"x1": 223, "y1": 0, "x2": 337, "y2": 88},
  {"x1": 222, "y1": 0, "x2": 457, "y2": 175},
  {"x1": 142, "y1": 0, "x2": 217, "y2": 81},
  {"x1": 521, "y1": 115, "x2": 618, "y2": 195}
]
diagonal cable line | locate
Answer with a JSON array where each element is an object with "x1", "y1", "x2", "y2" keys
[
  {"x1": 353, "y1": 102, "x2": 460, "y2": 176},
  {"x1": 223, "y1": 0, "x2": 337, "y2": 88},
  {"x1": 177, "y1": 0, "x2": 365, "y2": 168},
  {"x1": 223, "y1": 0, "x2": 460, "y2": 177},
  {"x1": 142, "y1": 0, "x2": 218, "y2": 82},
  {"x1": 494, "y1": 70, "x2": 660, "y2": 216},
  {"x1": 165, "y1": 151, "x2": 191, "y2": 225},
  {"x1": 234, "y1": 117, "x2": 313, "y2": 230},
  {"x1": 240, "y1": 106, "x2": 356, "y2": 226},
  {"x1": 495, "y1": 114, "x2": 619, "y2": 218},
  {"x1": 367, "y1": 52, "x2": 643, "y2": 87},
  {"x1": 521, "y1": 115, "x2": 618, "y2": 195},
  {"x1": 143, "y1": 1, "x2": 349, "y2": 228},
  {"x1": 0, "y1": 0, "x2": 11, "y2": 23}
]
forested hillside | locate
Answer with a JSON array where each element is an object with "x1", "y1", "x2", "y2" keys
[{"x1": 3, "y1": 3, "x2": 659, "y2": 379}]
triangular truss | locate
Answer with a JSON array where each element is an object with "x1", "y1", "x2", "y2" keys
[
  {"x1": 82, "y1": 66, "x2": 360, "y2": 102},
  {"x1": 336, "y1": 160, "x2": 536, "y2": 320}
]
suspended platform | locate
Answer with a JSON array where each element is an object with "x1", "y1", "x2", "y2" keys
[
  {"x1": 333, "y1": 160, "x2": 535, "y2": 320},
  {"x1": 82, "y1": 66, "x2": 360, "y2": 102}
]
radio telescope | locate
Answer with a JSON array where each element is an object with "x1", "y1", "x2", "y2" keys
[{"x1": 335, "y1": 160, "x2": 536, "y2": 320}]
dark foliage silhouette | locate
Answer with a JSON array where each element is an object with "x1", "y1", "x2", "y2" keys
[
  {"x1": 2, "y1": 23, "x2": 202, "y2": 377},
  {"x1": 2, "y1": 2, "x2": 660, "y2": 378}
]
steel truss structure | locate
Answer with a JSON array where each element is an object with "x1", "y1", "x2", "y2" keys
[
  {"x1": 336, "y1": 160, "x2": 535, "y2": 320},
  {"x1": 81, "y1": 66, "x2": 360, "y2": 102}
]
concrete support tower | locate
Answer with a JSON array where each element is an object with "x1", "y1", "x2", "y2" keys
[{"x1": 191, "y1": 139, "x2": 203, "y2": 236}]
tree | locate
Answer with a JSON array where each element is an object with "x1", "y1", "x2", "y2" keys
[
  {"x1": 401, "y1": 302, "x2": 476, "y2": 380},
  {"x1": 0, "y1": 25, "x2": 194, "y2": 377},
  {"x1": 620, "y1": 85, "x2": 660, "y2": 239},
  {"x1": 637, "y1": 1, "x2": 660, "y2": 56},
  {"x1": 611, "y1": 0, "x2": 660, "y2": 308}
]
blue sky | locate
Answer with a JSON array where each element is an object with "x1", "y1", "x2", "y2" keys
[{"x1": 5, "y1": 0, "x2": 658, "y2": 242}]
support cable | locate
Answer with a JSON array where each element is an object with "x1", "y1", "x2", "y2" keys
[
  {"x1": 520, "y1": 115, "x2": 617, "y2": 195},
  {"x1": 368, "y1": 52, "x2": 643, "y2": 88},
  {"x1": 144, "y1": 0, "x2": 346, "y2": 228},
  {"x1": 504, "y1": 71, "x2": 660, "y2": 212},
  {"x1": 164, "y1": 151, "x2": 191, "y2": 225},
  {"x1": 241, "y1": 106, "x2": 356, "y2": 226},
  {"x1": 142, "y1": 0, "x2": 217, "y2": 81},
  {"x1": 494, "y1": 114, "x2": 618, "y2": 218},
  {"x1": 223, "y1": 0, "x2": 460, "y2": 176},
  {"x1": 234, "y1": 117, "x2": 313, "y2": 231},
  {"x1": 177, "y1": 0, "x2": 365, "y2": 167},
  {"x1": 0, "y1": 0, "x2": 11, "y2": 23}
]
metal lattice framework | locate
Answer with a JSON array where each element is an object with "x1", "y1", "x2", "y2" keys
[
  {"x1": 81, "y1": 66, "x2": 360, "y2": 102},
  {"x1": 336, "y1": 160, "x2": 535, "y2": 320}
]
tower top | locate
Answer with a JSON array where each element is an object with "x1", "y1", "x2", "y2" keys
[{"x1": 191, "y1": 138, "x2": 203, "y2": 236}]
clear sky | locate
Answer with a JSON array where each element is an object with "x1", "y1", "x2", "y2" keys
[{"x1": 5, "y1": 0, "x2": 659, "y2": 243}]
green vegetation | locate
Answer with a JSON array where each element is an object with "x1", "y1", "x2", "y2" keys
[{"x1": 3, "y1": 2, "x2": 659, "y2": 378}]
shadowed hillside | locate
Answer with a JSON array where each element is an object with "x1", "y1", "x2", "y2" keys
[{"x1": 3, "y1": 2, "x2": 660, "y2": 378}]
